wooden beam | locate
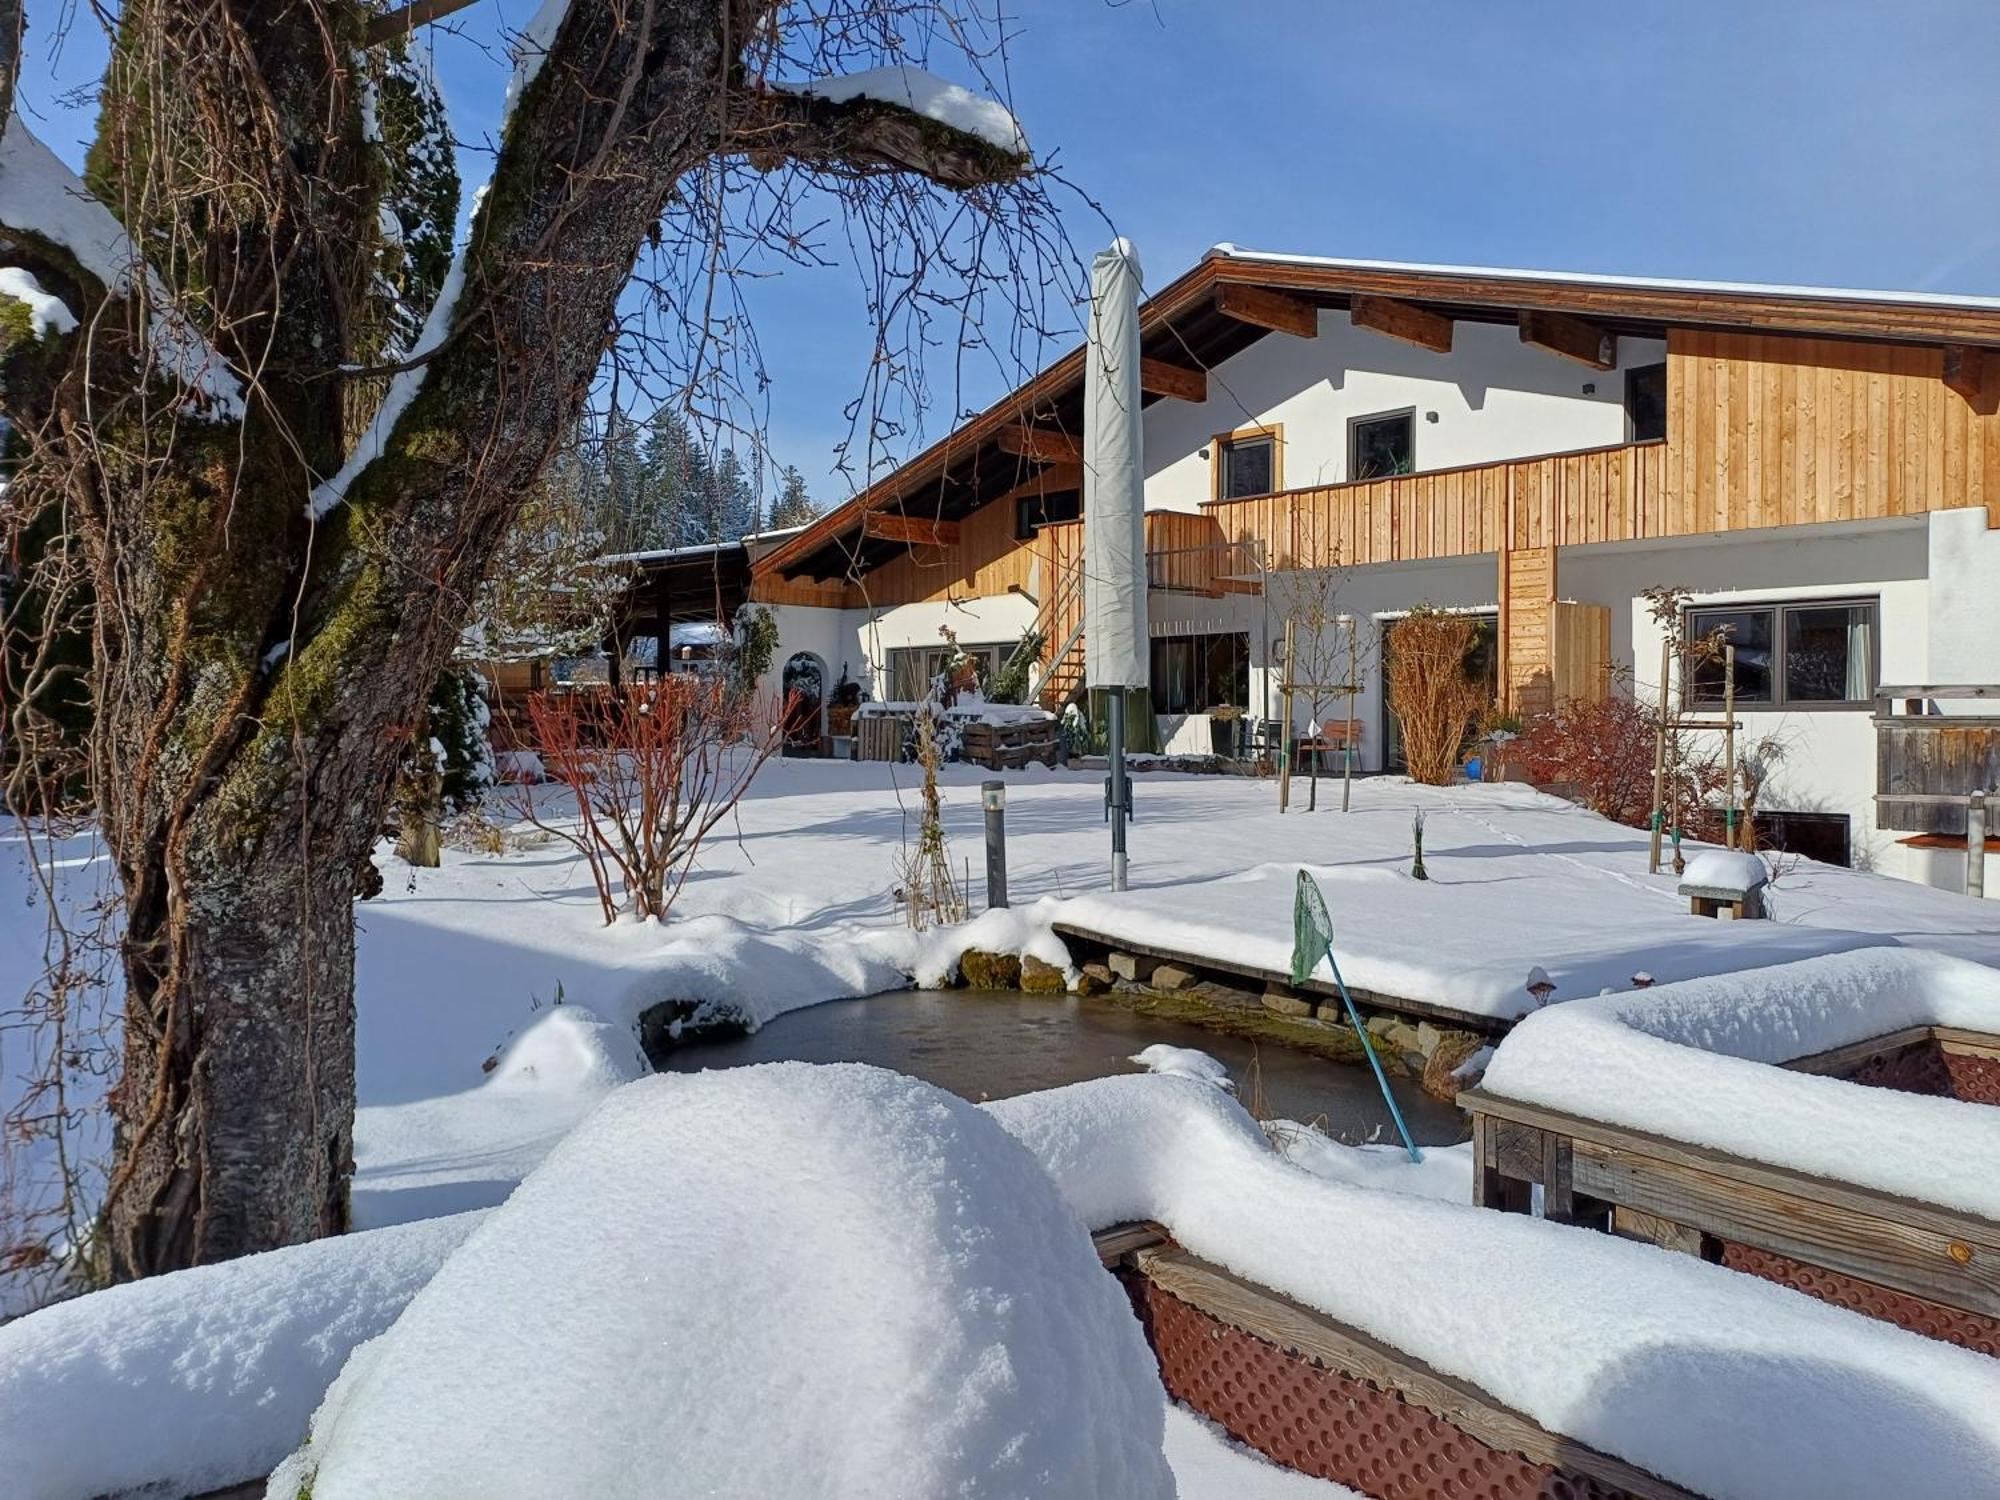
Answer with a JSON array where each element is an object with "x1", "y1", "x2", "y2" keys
[
  {"x1": 996, "y1": 424, "x2": 1083, "y2": 465},
  {"x1": 1943, "y1": 345, "x2": 1988, "y2": 403},
  {"x1": 1518, "y1": 309, "x2": 1617, "y2": 369},
  {"x1": 1349, "y1": 293, "x2": 1453, "y2": 354},
  {"x1": 860, "y1": 511, "x2": 961, "y2": 546},
  {"x1": 1139, "y1": 356, "x2": 1207, "y2": 403},
  {"x1": 1214, "y1": 283, "x2": 1319, "y2": 339}
]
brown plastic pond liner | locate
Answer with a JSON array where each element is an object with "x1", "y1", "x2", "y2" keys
[{"x1": 1120, "y1": 1271, "x2": 1646, "y2": 1500}]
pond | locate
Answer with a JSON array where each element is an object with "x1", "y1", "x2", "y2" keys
[{"x1": 658, "y1": 990, "x2": 1467, "y2": 1145}]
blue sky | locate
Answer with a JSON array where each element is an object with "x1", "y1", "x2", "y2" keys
[{"x1": 17, "y1": 0, "x2": 1999, "y2": 509}]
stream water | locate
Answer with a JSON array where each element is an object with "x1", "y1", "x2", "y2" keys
[{"x1": 658, "y1": 990, "x2": 1466, "y2": 1144}]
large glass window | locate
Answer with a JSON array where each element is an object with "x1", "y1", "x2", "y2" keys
[
  {"x1": 887, "y1": 643, "x2": 1005, "y2": 701},
  {"x1": 1349, "y1": 410, "x2": 1415, "y2": 480},
  {"x1": 1686, "y1": 600, "x2": 1875, "y2": 708},
  {"x1": 1149, "y1": 632, "x2": 1250, "y2": 715},
  {"x1": 1218, "y1": 434, "x2": 1276, "y2": 499}
]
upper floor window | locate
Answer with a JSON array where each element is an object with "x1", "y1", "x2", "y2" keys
[
  {"x1": 1686, "y1": 599, "x2": 1875, "y2": 708},
  {"x1": 1349, "y1": 410, "x2": 1415, "y2": 480},
  {"x1": 1626, "y1": 362, "x2": 1667, "y2": 442},
  {"x1": 1015, "y1": 489, "x2": 1081, "y2": 540},
  {"x1": 1214, "y1": 426, "x2": 1282, "y2": 501}
]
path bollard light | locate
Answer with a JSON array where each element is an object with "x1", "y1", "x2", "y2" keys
[{"x1": 982, "y1": 779, "x2": 1009, "y2": 909}]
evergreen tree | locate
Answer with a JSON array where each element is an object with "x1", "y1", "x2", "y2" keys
[
  {"x1": 770, "y1": 464, "x2": 819, "y2": 529},
  {"x1": 640, "y1": 408, "x2": 710, "y2": 549},
  {"x1": 710, "y1": 448, "x2": 757, "y2": 542}
]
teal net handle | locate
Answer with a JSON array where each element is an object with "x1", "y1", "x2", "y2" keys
[{"x1": 1292, "y1": 870, "x2": 1423, "y2": 1164}]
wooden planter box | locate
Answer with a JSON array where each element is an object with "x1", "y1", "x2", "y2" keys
[
  {"x1": 959, "y1": 718, "x2": 1057, "y2": 771},
  {"x1": 1461, "y1": 1027, "x2": 2000, "y2": 1356},
  {"x1": 1091, "y1": 1225, "x2": 1692, "y2": 1500}
]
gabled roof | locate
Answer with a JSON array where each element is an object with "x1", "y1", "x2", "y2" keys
[{"x1": 755, "y1": 247, "x2": 2000, "y2": 584}]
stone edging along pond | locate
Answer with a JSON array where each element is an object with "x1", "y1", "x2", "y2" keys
[{"x1": 950, "y1": 947, "x2": 1486, "y2": 1105}]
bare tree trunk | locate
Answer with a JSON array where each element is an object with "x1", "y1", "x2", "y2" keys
[{"x1": 110, "y1": 831, "x2": 357, "y2": 1273}]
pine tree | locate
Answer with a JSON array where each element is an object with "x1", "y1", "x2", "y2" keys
[
  {"x1": 711, "y1": 449, "x2": 757, "y2": 542},
  {"x1": 770, "y1": 465, "x2": 819, "y2": 529},
  {"x1": 640, "y1": 408, "x2": 710, "y2": 549}
]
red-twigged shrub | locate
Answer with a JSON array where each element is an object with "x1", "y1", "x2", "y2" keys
[
  {"x1": 1510, "y1": 692, "x2": 1663, "y2": 829},
  {"x1": 523, "y1": 677, "x2": 788, "y2": 924},
  {"x1": 1513, "y1": 691, "x2": 1756, "y2": 842}
]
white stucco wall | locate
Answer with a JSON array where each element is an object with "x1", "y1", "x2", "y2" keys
[
  {"x1": 1140, "y1": 311, "x2": 1664, "y2": 512},
  {"x1": 1561, "y1": 520, "x2": 1930, "y2": 878}
]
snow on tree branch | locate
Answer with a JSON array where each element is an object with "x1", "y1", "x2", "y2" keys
[
  {"x1": 774, "y1": 65, "x2": 1027, "y2": 156},
  {"x1": 0, "y1": 119, "x2": 243, "y2": 414},
  {"x1": 743, "y1": 65, "x2": 1030, "y2": 188}
]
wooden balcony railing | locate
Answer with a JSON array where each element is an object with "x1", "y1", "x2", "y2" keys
[{"x1": 1203, "y1": 440, "x2": 1669, "y2": 571}]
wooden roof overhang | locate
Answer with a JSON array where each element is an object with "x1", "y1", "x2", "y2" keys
[{"x1": 754, "y1": 252, "x2": 2000, "y2": 585}]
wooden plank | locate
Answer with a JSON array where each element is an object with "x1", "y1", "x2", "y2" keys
[
  {"x1": 1215, "y1": 283, "x2": 1319, "y2": 339},
  {"x1": 1610, "y1": 1204, "x2": 1708, "y2": 1257},
  {"x1": 860, "y1": 511, "x2": 962, "y2": 546},
  {"x1": 1139, "y1": 356, "x2": 1207, "y2": 403},
  {"x1": 1091, "y1": 1220, "x2": 1171, "y2": 1263},
  {"x1": 1133, "y1": 1248, "x2": 1698, "y2": 1500},
  {"x1": 1460, "y1": 1088, "x2": 2000, "y2": 1261},
  {"x1": 1781, "y1": 1025, "x2": 1937, "y2": 1079},
  {"x1": 1348, "y1": 293, "x2": 1453, "y2": 353},
  {"x1": 1570, "y1": 1138, "x2": 2000, "y2": 1316},
  {"x1": 1518, "y1": 309, "x2": 1617, "y2": 369},
  {"x1": 996, "y1": 424, "x2": 1083, "y2": 465}
]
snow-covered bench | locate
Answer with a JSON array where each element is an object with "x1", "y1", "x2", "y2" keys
[{"x1": 1464, "y1": 946, "x2": 2000, "y2": 1354}]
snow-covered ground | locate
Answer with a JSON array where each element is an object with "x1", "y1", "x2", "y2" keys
[
  {"x1": 338, "y1": 761, "x2": 2000, "y2": 1229},
  {"x1": 16, "y1": 762, "x2": 1996, "y2": 1256}
]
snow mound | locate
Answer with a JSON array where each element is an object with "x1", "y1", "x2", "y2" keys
[
  {"x1": 1481, "y1": 945, "x2": 2000, "y2": 1218},
  {"x1": 894, "y1": 897, "x2": 1073, "y2": 989},
  {"x1": 778, "y1": 65, "x2": 1028, "y2": 155},
  {"x1": 1681, "y1": 848, "x2": 1768, "y2": 891},
  {"x1": 275, "y1": 1065, "x2": 1173, "y2": 1500},
  {"x1": 0, "y1": 1212, "x2": 482, "y2": 1500},
  {"x1": 1129, "y1": 1043, "x2": 1235, "y2": 1091},
  {"x1": 987, "y1": 1073, "x2": 2000, "y2": 1500},
  {"x1": 1267, "y1": 1123, "x2": 1473, "y2": 1202}
]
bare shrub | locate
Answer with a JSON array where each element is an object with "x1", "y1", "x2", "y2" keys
[
  {"x1": 1511, "y1": 690, "x2": 1661, "y2": 826},
  {"x1": 523, "y1": 678, "x2": 786, "y2": 924},
  {"x1": 1385, "y1": 609, "x2": 1488, "y2": 785}
]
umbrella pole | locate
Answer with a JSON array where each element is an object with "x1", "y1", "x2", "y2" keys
[{"x1": 1109, "y1": 688, "x2": 1129, "y2": 891}]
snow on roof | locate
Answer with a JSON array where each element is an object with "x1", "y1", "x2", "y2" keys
[
  {"x1": 987, "y1": 1073, "x2": 2000, "y2": 1500},
  {"x1": 272, "y1": 1065, "x2": 1172, "y2": 1499},
  {"x1": 1209, "y1": 245, "x2": 2000, "y2": 314},
  {"x1": 775, "y1": 65, "x2": 1028, "y2": 156},
  {"x1": 1480, "y1": 945, "x2": 2000, "y2": 1220}
]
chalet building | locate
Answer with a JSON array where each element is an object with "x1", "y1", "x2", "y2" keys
[{"x1": 728, "y1": 248, "x2": 2000, "y2": 893}]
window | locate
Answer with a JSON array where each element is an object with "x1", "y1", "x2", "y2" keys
[
  {"x1": 1214, "y1": 427, "x2": 1281, "y2": 500},
  {"x1": 1014, "y1": 488, "x2": 1082, "y2": 540},
  {"x1": 888, "y1": 644, "x2": 1005, "y2": 701},
  {"x1": 1348, "y1": 410, "x2": 1414, "y2": 480},
  {"x1": 1625, "y1": 362, "x2": 1667, "y2": 442},
  {"x1": 1757, "y1": 810, "x2": 1852, "y2": 868},
  {"x1": 1149, "y1": 631, "x2": 1249, "y2": 716},
  {"x1": 1219, "y1": 435, "x2": 1275, "y2": 499},
  {"x1": 1686, "y1": 600, "x2": 1875, "y2": 708}
]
